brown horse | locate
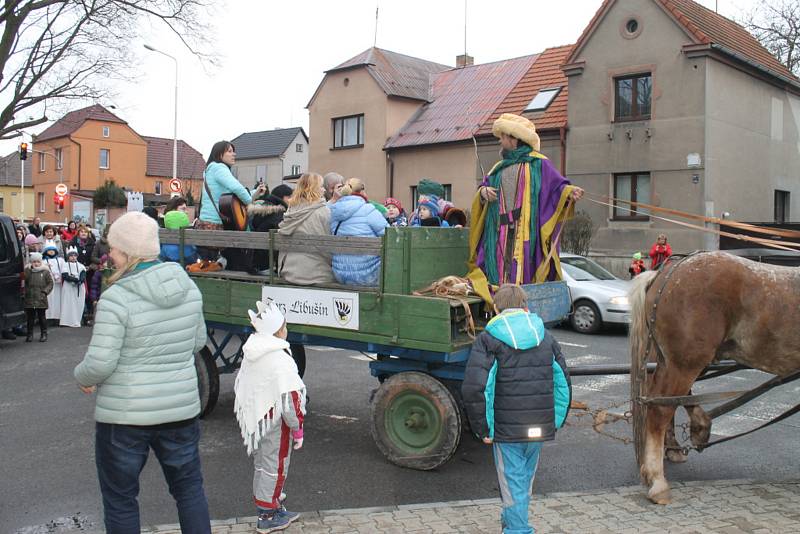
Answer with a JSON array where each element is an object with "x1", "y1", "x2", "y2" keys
[{"x1": 629, "y1": 251, "x2": 800, "y2": 504}]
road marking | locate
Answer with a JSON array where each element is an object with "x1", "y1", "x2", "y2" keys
[
  {"x1": 567, "y1": 354, "x2": 612, "y2": 365},
  {"x1": 316, "y1": 413, "x2": 359, "y2": 422},
  {"x1": 573, "y1": 375, "x2": 628, "y2": 392},
  {"x1": 560, "y1": 341, "x2": 589, "y2": 348}
]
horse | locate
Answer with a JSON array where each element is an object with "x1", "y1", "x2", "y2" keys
[{"x1": 629, "y1": 251, "x2": 800, "y2": 504}]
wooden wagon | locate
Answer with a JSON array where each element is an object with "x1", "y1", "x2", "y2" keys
[{"x1": 160, "y1": 226, "x2": 572, "y2": 470}]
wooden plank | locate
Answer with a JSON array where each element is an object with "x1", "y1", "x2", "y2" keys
[
  {"x1": 159, "y1": 229, "x2": 381, "y2": 254},
  {"x1": 188, "y1": 271, "x2": 379, "y2": 293}
]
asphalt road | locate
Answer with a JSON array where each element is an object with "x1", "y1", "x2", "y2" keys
[{"x1": 2, "y1": 324, "x2": 798, "y2": 533}]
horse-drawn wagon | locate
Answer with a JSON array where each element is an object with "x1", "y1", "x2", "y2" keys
[{"x1": 161, "y1": 226, "x2": 571, "y2": 470}]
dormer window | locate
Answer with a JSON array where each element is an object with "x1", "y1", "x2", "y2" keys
[{"x1": 525, "y1": 88, "x2": 561, "y2": 112}]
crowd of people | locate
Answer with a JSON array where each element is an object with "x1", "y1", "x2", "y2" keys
[{"x1": 628, "y1": 234, "x2": 673, "y2": 278}]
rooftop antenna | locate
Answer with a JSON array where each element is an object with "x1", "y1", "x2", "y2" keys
[{"x1": 373, "y1": 2, "x2": 379, "y2": 47}]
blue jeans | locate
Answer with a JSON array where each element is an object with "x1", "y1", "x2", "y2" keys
[
  {"x1": 95, "y1": 420, "x2": 211, "y2": 534},
  {"x1": 493, "y1": 442, "x2": 543, "y2": 534}
]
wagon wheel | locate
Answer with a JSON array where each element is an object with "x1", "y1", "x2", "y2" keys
[
  {"x1": 290, "y1": 343, "x2": 306, "y2": 378},
  {"x1": 195, "y1": 347, "x2": 220, "y2": 418},
  {"x1": 631, "y1": 342, "x2": 649, "y2": 469},
  {"x1": 370, "y1": 372, "x2": 462, "y2": 470}
]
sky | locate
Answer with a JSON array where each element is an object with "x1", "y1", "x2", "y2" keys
[{"x1": 5, "y1": 0, "x2": 763, "y2": 159}]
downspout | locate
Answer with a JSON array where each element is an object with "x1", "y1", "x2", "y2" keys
[
  {"x1": 559, "y1": 126, "x2": 567, "y2": 175},
  {"x1": 69, "y1": 135, "x2": 82, "y2": 222},
  {"x1": 387, "y1": 151, "x2": 394, "y2": 198}
]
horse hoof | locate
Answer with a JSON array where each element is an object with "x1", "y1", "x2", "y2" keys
[
  {"x1": 648, "y1": 487, "x2": 672, "y2": 505},
  {"x1": 665, "y1": 449, "x2": 688, "y2": 463}
]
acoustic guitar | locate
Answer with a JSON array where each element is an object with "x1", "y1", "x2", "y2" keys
[{"x1": 218, "y1": 193, "x2": 248, "y2": 231}]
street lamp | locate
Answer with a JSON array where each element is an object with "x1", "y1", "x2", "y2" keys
[{"x1": 144, "y1": 44, "x2": 178, "y2": 185}]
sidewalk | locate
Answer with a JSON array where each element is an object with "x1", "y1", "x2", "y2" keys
[{"x1": 143, "y1": 479, "x2": 800, "y2": 534}]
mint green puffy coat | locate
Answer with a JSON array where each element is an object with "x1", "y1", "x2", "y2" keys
[{"x1": 74, "y1": 262, "x2": 207, "y2": 425}]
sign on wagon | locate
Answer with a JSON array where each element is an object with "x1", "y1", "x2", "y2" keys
[{"x1": 261, "y1": 286, "x2": 360, "y2": 330}]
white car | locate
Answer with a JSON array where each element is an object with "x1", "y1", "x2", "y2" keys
[{"x1": 560, "y1": 253, "x2": 631, "y2": 334}]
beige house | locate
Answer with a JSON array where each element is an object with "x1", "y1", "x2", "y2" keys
[
  {"x1": 231, "y1": 127, "x2": 308, "y2": 191},
  {"x1": 562, "y1": 0, "x2": 800, "y2": 265},
  {"x1": 0, "y1": 152, "x2": 33, "y2": 220},
  {"x1": 308, "y1": 48, "x2": 451, "y2": 202}
]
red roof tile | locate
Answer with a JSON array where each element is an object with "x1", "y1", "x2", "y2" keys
[
  {"x1": 566, "y1": 0, "x2": 796, "y2": 83},
  {"x1": 35, "y1": 104, "x2": 128, "y2": 142},
  {"x1": 322, "y1": 47, "x2": 451, "y2": 103},
  {"x1": 658, "y1": 0, "x2": 797, "y2": 81},
  {"x1": 385, "y1": 55, "x2": 538, "y2": 149},
  {"x1": 142, "y1": 136, "x2": 206, "y2": 180},
  {"x1": 477, "y1": 45, "x2": 573, "y2": 136}
]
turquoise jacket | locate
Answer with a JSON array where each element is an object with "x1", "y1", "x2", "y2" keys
[
  {"x1": 462, "y1": 309, "x2": 571, "y2": 442},
  {"x1": 74, "y1": 261, "x2": 207, "y2": 425},
  {"x1": 199, "y1": 162, "x2": 252, "y2": 224}
]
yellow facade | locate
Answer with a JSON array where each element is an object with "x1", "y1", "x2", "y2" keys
[{"x1": 0, "y1": 185, "x2": 35, "y2": 220}]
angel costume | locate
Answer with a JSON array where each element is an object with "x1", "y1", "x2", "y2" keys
[
  {"x1": 59, "y1": 249, "x2": 87, "y2": 328},
  {"x1": 42, "y1": 241, "x2": 66, "y2": 321}
]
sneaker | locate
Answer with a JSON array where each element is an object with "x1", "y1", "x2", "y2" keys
[
  {"x1": 275, "y1": 506, "x2": 299, "y2": 524},
  {"x1": 256, "y1": 509, "x2": 293, "y2": 533}
]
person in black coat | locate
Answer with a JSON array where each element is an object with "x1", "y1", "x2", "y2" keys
[{"x1": 248, "y1": 184, "x2": 293, "y2": 272}]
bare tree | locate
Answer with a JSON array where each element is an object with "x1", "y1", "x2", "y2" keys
[
  {"x1": 0, "y1": 0, "x2": 214, "y2": 140},
  {"x1": 741, "y1": 0, "x2": 800, "y2": 76},
  {"x1": 561, "y1": 210, "x2": 595, "y2": 257}
]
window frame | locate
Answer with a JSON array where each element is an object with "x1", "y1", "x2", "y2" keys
[
  {"x1": 39, "y1": 153, "x2": 45, "y2": 172},
  {"x1": 332, "y1": 114, "x2": 365, "y2": 149},
  {"x1": 614, "y1": 73, "x2": 652, "y2": 122},
  {"x1": 55, "y1": 148, "x2": 63, "y2": 170},
  {"x1": 38, "y1": 192, "x2": 45, "y2": 213},
  {"x1": 99, "y1": 149, "x2": 110, "y2": 169},
  {"x1": 774, "y1": 189, "x2": 790, "y2": 223},
  {"x1": 613, "y1": 172, "x2": 651, "y2": 221},
  {"x1": 154, "y1": 181, "x2": 163, "y2": 196},
  {"x1": 290, "y1": 164, "x2": 301, "y2": 175},
  {"x1": 296, "y1": 143, "x2": 303, "y2": 153},
  {"x1": 525, "y1": 87, "x2": 562, "y2": 112},
  {"x1": 102, "y1": 126, "x2": 110, "y2": 138}
]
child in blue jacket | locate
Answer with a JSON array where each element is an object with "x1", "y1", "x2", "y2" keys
[
  {"x1": 160, "y1": 210, "x2": 198, "y2": 264},
  {"x1": 462, "y1": 284, "x2": 571, "y2": 534}
]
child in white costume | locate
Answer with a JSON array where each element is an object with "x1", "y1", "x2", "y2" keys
[
  {"x1": 60, "y1": 246, "x2": 87, "y2": 327},
  {"x1": 234, "y1": 300, "x2": 305, "y2": 533},
  {"x1": 42, "y1": 240, "x2": 66, "y2": 321}
]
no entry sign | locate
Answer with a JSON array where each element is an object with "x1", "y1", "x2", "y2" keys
[
  {"x1": 55, "y1": 183, "x2": 68, "y2": 196},
  {"x1": 169, "y1": 178, "x2": 182, "y2": 193}
]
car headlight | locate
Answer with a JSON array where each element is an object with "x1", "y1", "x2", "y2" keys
[{"x1": 609, "y1": 296, "x2": 629, "y2": 306}]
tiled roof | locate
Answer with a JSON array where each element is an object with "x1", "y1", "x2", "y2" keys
[
  {"x1": 0, "y1": 152, "x2": 32, "y2": 187},
  {"x1": 385, "y1": 55, "x2": 538, "y2": 149},
  {"x1": 326, "y1": 47, "x2": 451, "y2": 102},
  {"x1": 477, "y1": 45, "x2": 573, "y2": 136},
  {"x1": 230, "y1": 127, "x2": 307, "y2": 160},
  {"x1": 35, "y1": 104, "x2": 127, "y2": 142},
  {"x1": 142, "y1": 136, "x2": 206, "y2": 179},
  {"x1": 566, "y1": 0, "x2": 796, "y2": 83},
  {"x1": 658, "y1": 0, "x2": 796, "y2": 81}
]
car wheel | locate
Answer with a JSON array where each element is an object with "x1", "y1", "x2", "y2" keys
[{"x1": 571, "y1": 300, "x2": 602, "y2": 334}]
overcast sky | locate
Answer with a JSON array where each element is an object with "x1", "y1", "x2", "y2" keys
[{"x1": 7, "y1": 0, "x2": 761, "y2": 160}]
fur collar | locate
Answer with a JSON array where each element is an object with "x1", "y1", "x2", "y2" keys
[{"x1": 248, "y1": 202, "x2": 287, "y2": 216}]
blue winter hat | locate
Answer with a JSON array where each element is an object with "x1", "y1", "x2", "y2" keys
[
  {"x1": 419, "y1": 196, "x2": 440, "y2": 218},
  {"x1": 42, "y1": 240, "x2": 59, "y2": 256}
]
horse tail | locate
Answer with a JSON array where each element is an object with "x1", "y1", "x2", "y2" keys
[{"x1": 629, "y1": 270, "x2": 659, "y2": 369}]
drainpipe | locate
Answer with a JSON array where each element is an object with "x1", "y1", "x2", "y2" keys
[
  {"x1": 559, "y1": 126, "x2": 567, "y2": 176},
  {"x1": 387, "y1": 152, "x2": 395, "y2": 198},
  {"x1": 69, "y1": 135, "x2": 82, "y2": 222}
]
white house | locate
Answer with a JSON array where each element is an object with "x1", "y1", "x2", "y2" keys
[{"x1": 231, "y1": 127, "x2": 309, "y2": 191}]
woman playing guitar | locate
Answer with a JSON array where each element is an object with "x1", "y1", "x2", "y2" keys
[{"x1": 191, "y1": 141, "x2": 256, "y2": 272}]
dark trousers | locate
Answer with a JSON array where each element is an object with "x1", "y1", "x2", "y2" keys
[
  {"x1": 95, "y1": 420, "x2": 211, "y2": 534},
  {"x1": 25, "y1": 308, "x2": 47, "y2": 335}
]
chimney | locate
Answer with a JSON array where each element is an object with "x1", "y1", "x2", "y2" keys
[{"x1": 456, "y1": 54, "x2": 474, "y2": 68}]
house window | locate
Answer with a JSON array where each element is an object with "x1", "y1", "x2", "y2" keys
[
  {"x1": 39, "y1": 153, "x2": 45, "y2": 172},
  {"x1": 775, "y1": 190, "x2": 790, "y2": 223},
  {"x1": 38, "y1": 192, "x2": 45, "y2": 213},
  {"x1": 102, "y1": 126, "x2": 110, "y2": 137},
  {"x1": 0, "y1": 197, "x2": 3, "y2": 212},
  {"x1": 411, "y1": 184, "x2": 453, "y2": 209},
  {"x1": 296, "y1": 143, "x2": 303, "y2": 153},
  {"x1": 55, "y1": 148, "x2": 63, "y2": 170},
  {"x1": 99, "y1": 149, "x2": 110, "y2": 169},
  {"x1": 290, "y1": 164, "x2": 301, "y2": 175},
  {"x1": 333, "y1": 114, "x2": 365, "y2": 148},
  {"x1": 615, "y1": 74, "x2": 652, "y2": 121},
  {"x1": 613, "y1": 173, "x2": 650, "y2": 219},
  {"x1": 525, "y1": 88, "x2": 561, "y2": 112},
  {"x1": 155, "y1": 181, "x2": 163, "y2": 195}
]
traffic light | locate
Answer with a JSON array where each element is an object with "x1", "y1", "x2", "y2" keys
[
  {"x1": 53, "y1": 193, "x2": 66, "y2": 211},
  {"x1": 19, "y1": 142, "x2": 28, "y2": 160}
]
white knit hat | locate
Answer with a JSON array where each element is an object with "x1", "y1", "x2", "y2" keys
[{"x1": 108, "y1": 211, "x2": 160, "y2": 259}]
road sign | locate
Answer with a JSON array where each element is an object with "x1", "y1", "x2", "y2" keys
[
  {"x1": 169, "y1": 178, "x2": 182, "y2": 193},
  {"x1": 55, "y1": 183, "x2": 68, "y2": 196}
]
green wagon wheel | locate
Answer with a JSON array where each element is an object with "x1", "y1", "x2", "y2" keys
[{"x1": 370, "y1": 372, "x2": 462, "y2": 470}]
